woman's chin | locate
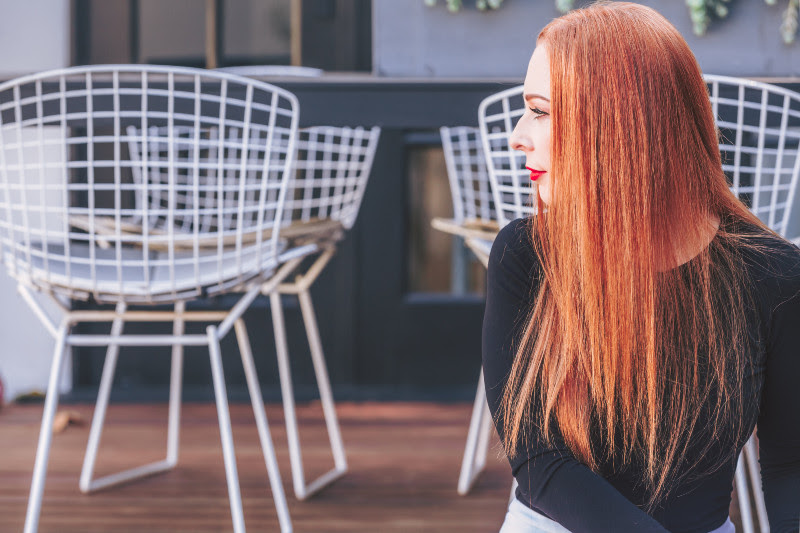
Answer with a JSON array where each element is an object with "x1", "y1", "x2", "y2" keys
[{"x1": 537, "y1": 187, "x2": 551, "y2": 206}]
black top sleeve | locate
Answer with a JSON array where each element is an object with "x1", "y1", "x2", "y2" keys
[
  {"x1": 482, "y1": 218, "x2": 670, "y2": 533},
  {"x1": 755, "y1": 251, "x2": 800, "y2": 532}
]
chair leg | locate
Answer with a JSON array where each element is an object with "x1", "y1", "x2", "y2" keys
[
  {"x1": 269, "y1": 290, "x2": 346, "y2": 501},
  {"x1": 509, "y1": 478, "x2": 518, "y2": 505},
  {"x1": 166, "y1": 301, "x2": 185, "y2": 467},
  {"x1": 80, "y1": 302, "x2": 183, "y2": 493},
  {"x1": 458, "y1": 369, "x2": 492, "y2": 495},
  {"x1": 80, "y1": 304, "x2": 126, "y2": 492},
  {"x1": 735, "y1": 452, "x2": 755, "y2": 533},
  {"x1": 206, "y1": 325, "x2": 246, "y2": 533},
  {"x1": 24, "y1": 323, "x2": 70, "y2": 533},
  {"x1": 235, "y1": 318, "x2": 292, "y2": 533},
  {"x1": 475, "y1": 399, "x2": 493, "y2": 471},
  {"x1": 297, "y1": 289, "x2": 347, "y2": 475},
  {"x1": 744, "y1": 435, "x2": 770, "y2": 533}
]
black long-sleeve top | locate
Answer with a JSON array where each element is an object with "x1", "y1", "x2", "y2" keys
[{"x1": 482, "y1": 217, "x2": 800, "y2": 533}]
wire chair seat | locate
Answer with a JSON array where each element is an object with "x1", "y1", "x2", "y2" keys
[{"x1": 6, "y1": 237, "x2": 314, "y2": 304}]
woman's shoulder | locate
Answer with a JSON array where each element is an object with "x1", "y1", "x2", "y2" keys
[
  {"x1": 487, "y1": 217, "x2": 542, "y2": 296},
  {"x1": 490, "y1": 217, "x2": 539, "y2": 268},
  {"x1": 730, "y1": 221, "x2": 800, "y2": 307}
]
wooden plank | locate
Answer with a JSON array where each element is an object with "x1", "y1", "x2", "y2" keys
[
  {"x1": 0, "y1": 402, "x2": 510, "y2": 532},
  {"x1": 2, "y1": 402, "x2": 749, "y2": 532}
]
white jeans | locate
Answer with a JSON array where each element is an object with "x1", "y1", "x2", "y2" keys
[{"x1": 499, "y1": 498, "x2": 736, "y2": 533}]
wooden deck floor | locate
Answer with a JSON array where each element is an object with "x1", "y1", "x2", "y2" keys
[{"x1": 1, "y1": 402, "x2": 513, "y2": 533}]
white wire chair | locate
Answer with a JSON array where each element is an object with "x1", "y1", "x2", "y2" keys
[
  {"x1": 0, "y1": 64, "x2": 308, "y2": 533},
  {"x1": 704, "y1": 74, "x2": 800, "y2": 533},
  {"x1": 706, "y1": 75, "x2": 800, "y2": 247},
  {"x1": 432, "y1": 126, "x2": 499, "y2": 496},
  {"x1": 472, "y1": 90, "x2": 535, "y2": 501},
  {"x1": 433, "y1": 126, "x2": 499, "y2": 266},
  {"x1": 126, "y1": 122, "x2": 381, "y2": 501},
  {"x1": 267, "y1": 125, "x2": 380, "y2": 500},
  {"x1": 478, "y1": 86, "x2": 532, "y2": 231},
  {"x1": 477, "y1": 78, "x2": 800, "y2": 531}
]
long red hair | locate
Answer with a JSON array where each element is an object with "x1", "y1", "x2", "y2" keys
[{"x1": 499, "y1": 1, "x2": 781, "y2": 507}]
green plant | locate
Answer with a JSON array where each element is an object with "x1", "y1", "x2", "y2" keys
[
  {"x1": 426, "y1": 0, "x2": 799, "y2": 44},
  {"x1": 556, "y1": 0, "x2": 575, "y2": 13},
  {"x1": 687, "y1": 0, "x2": 800, "y2": 44},
  {"x1": 777, "y1": 0, "x2": 800, "y2": 44},
  {"x1": 686, "y1": 0, "x2": 731, "y2": 36},
  {"x1": 686, "y1": 0, "x2": 798, "y2": 43}
]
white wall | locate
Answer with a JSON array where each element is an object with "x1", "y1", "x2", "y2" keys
[
  {"x1": 0, "y1": 0, "x2": 70, "y2": 76},
  {"x1": 0, "y1": 280, "x2": 70, "y2": 401},
  {"x1": 0, "y1": 2, "x2": 72, "y2": 400},
  {"x1": 0, "y1": 126, "x2": 73, "y2": 401}
]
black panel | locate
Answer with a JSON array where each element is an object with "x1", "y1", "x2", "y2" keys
[
  {"x1": 301, "y1": 0, "x2": 371, "y2": 72},
  {"x1": 72, "y1": 0, "x2": 92, "y2": 65}
]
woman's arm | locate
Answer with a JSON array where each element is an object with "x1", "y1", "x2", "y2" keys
[
  {"x1": 757, "y1": 264, "x2": 800, "y2": 532},
  {"x1": 482, "y1": 219, "x2": 669, "y2": 533}
]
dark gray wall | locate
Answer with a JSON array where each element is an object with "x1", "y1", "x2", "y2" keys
[{"x1": 374, "y1": 0, "x2": 800, "y2": 78}]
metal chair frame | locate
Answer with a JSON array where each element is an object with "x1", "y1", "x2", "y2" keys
[
  {"x1": 706, "y1": 75, "x2": 800, "y2": 244},
  {"x1": 476, "y1": 90, "x2": 530, "y2": 502},
  {"x1": 0, "y1": 64, "x2": 307, "y2": 533},
  {"x1": 433, "y1": 126, "x2": 499, "y2": 495},
  {"x1": 126, "y1": 121, "x2": 381, "y2": 501},
  {"x1": 266, "y1": 125, "x2": 380, "y2": 500}
]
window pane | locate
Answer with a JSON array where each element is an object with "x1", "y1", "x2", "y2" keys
[
  {"x1": 407, "y1": 143, "x2": 486, "y2": 295},
  {"x1": 139, "y1": 0, "x2": 206, "y2": 67},
  {"x1": 223, "y1": 0, "x2": 291, "y2": 66},
  {"x1": 86, "y1": 1, "x2": 131, "y2": 64}
]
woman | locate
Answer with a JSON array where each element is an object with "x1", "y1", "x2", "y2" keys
[{"x1": 482, "y1": 3, "x2": 800, "y2": 532}]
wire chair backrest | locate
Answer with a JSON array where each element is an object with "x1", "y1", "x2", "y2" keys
[
  {"x1": 128, "y1": 124, "x2": 381, "y2": 234},
  {"x1": 288, "y1": 125, "x2": 380, "y2": 231},
  {"x1": 127, "y1": 124, "x2": 289, "y2": 233},
  {"x1": 0, "y1": 65, "x2": 299, "y2": 304},
  {"x1": 478, "y1": 85, "x2": 529, "y2": 228},
  {"x1": 704, "y1": 75, "x2": 800, "y2": 238},
  {"x1": 440, "y1": 126, "x2": 497, "y2": 225}
]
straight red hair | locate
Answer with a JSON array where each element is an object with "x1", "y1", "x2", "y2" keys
[{"x1": 499, "y1": 1, "x2": 780, "y2": 507}]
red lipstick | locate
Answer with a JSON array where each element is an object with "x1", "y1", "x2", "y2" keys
[{"x1": 527, "y1": 166, "x2": 545, "y2": 181}]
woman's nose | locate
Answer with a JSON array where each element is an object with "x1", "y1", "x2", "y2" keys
[{"x1": 509, "y1": 119, "x2": 530, "y2": 153}]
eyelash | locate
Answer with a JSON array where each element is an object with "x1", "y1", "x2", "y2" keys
[{"x1": 529, "y1": 107, "x2": 548, "y2": 118}]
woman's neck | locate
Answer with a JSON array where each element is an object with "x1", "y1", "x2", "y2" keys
[{"x1": 657, "y1": 214, "x2": 721, "y2": 272}]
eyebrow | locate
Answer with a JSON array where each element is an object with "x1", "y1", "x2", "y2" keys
[{"x1": 524, "y1": 93, "x2": 550, "y2": 103}]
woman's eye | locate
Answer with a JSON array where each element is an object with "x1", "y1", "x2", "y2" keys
[{"x1": 529, "y1": 107, "x2": 548, "y2": 118}]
